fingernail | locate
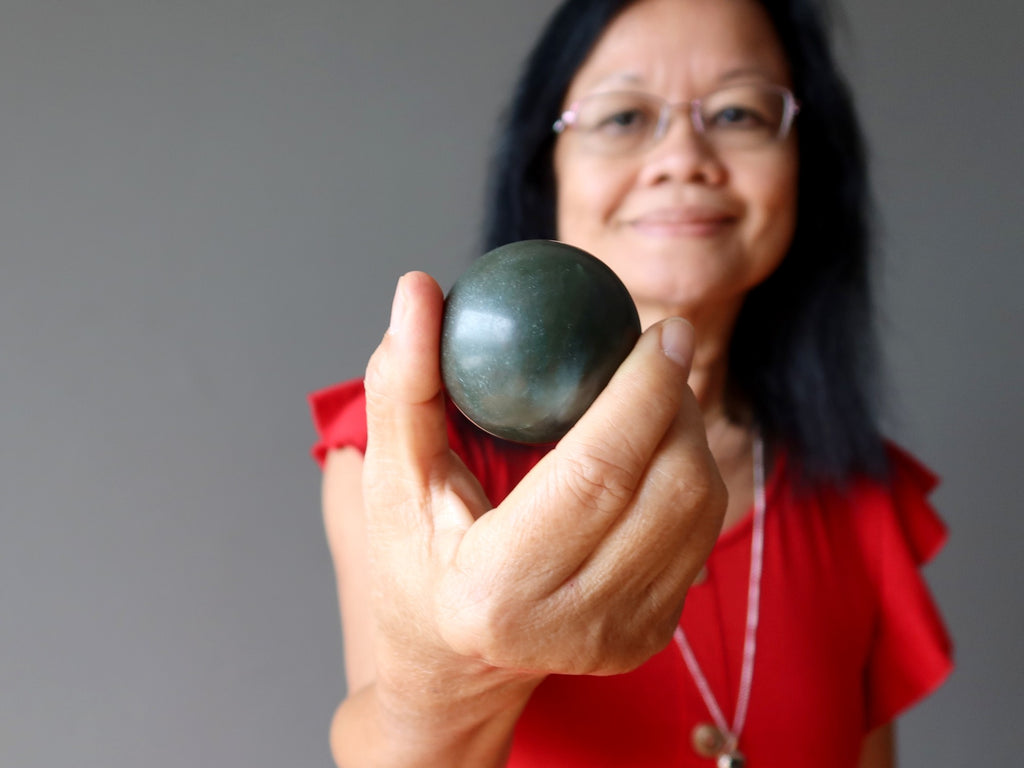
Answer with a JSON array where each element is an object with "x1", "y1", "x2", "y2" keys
[
  {"x1": 660, "y1": 317, "x2": 694, "y2": 368},
  {"x1": 387, "y1": 274, "x2": 408, "y2": 336}
]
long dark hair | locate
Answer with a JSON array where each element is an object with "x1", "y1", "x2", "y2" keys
[{"x1": 481, "y1": 0, "x2": 887, "y2": 487}]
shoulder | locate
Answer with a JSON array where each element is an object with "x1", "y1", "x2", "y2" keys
[
  {"x1": 844, "y1": 441, "x2": 947, "y2": 568},
  {"x1": 770, "y1": 440, "x2": 948, "y2": 577},
  {"x1": 308, "y1": 379, "x2": 370, "y2": 466}
]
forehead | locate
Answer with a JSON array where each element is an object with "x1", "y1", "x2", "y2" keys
[{"x1": 566, "y1": 0, "x2": 791, "y2": 99}]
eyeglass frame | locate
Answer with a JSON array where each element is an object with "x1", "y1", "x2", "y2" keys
[{"x1": 551, "y1": 83, "x2": 801, "y2": 154}]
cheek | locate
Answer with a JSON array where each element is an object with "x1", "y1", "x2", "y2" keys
[
  {"x1": 554, "y1": 150, "x2": 632, "y2": 242},
  {"x1": 745, "y1": 153, "x2": 799, "y2": 250},
  {"x1": 765, "y1": 174, "x2": 798, "y2": 243}
]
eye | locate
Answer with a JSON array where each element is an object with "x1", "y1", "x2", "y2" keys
[
  {"x1": 707, "y1": 105, "x2": 769, "y2": 130},
  {"x1": 595, "y1": 108, "x2": 651, "y2": 134}
]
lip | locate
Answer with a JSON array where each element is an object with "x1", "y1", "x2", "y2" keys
[{"x1": 627, "y1": 207, "x2": 737, "y2": 237}]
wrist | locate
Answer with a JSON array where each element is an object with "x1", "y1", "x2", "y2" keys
[
  {"x1": 374, "y1": 649, "x2": 543, "y2": 731},
  {"x1": 333, "y1": 668, "x2": 543, "y2": 768},
  {"x1": 368, "y1": 649, "x2": 542, "y2": 766}
]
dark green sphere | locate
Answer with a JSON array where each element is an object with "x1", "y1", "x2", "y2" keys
[{"x1": 440, "y1": 240, "x2": 641, "y2": 444}]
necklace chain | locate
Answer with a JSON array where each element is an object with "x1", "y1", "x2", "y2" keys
[{"x1": 673, "y1": 432, "x2": 766, "y2": 757}]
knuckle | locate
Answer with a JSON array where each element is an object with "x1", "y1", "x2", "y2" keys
[
  {"x1": 362, "y1": 340, "x2": 389, "y2": 396},
  {"x1": 699, "y1": 460, "x2": 730, "y2": 515},
  {"x1": 610, "y1": 630, "x2": 675, "y2": 676},
  {"x1": 624, "y1": 606, "x2": 680, "y2": 672},
  {"x1": 602, "y1": 581, "x2": 685, "y2": 674},
  {"x1": 667, "y1": 452, "x2": 728, "y2": 514},
  {"x1": 363, "y1": 355, "x2": 401, "y2": 425},
  {"x1": 580, "y1": 624, "x2": 669, "y2": 677},
  {"x1": 559, "y1": 450, "x2": 639, "y2": 514}
]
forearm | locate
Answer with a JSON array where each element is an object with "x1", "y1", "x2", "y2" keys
[
  {"x1": 330, "y1": 673, "x2": 541, "y2": 768},
  {"x1": 857, "y1": 723, "x2": 895, "y2": 768}
]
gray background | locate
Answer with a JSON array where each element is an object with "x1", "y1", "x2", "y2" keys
[{"x1": 0, "y1": 1, "x2": 1019, "y2": 765}]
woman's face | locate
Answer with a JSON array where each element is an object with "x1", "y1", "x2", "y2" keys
[{"x1": 553, "y1": 0, "x2": 798, "y2": 331}]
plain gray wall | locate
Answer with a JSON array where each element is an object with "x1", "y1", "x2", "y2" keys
[{"x1": 0, "y1": 1, "x2": 1019, "y2": 766}]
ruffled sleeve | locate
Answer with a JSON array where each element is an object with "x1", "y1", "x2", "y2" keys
[
  {"x1": 308, "y1": 379, "x2": 369, "y2": 467},
  {"x1": 862, "y1": 443, "x2": 954, "y2": 729}
]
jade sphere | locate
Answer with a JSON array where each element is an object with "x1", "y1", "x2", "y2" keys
[{"x1": 440, "y1": 240, "x2": 641, "y2": 444}]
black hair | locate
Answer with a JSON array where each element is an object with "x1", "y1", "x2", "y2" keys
[{"x1": 481, "y1": 0, "x2": 887, "y2": 487}]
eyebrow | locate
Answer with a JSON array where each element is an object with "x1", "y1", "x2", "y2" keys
[
  {"x1": 588, "y1": 71, "x2": 644, "y2": 89},
  {"x1": 717, "y1": 66, "x2": 779, "y2": 83},
  {"x1": 587, "y1": 66, "x2": 781, "y2": 92}
]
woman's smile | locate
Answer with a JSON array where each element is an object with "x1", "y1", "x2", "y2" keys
[{"x1": 625, "y1": 205, "x2": 738, "y2": 238}]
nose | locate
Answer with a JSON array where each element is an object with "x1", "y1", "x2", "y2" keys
[{"x1": 637, "y1": 105, "x2": 727, "y2": 187}]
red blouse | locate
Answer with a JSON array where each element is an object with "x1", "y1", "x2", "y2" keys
[{"x1": 309, "y1": 379, "x2": 953, "y2": 766}]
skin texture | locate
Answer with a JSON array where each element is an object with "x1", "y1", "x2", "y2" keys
[{"x1": 323, "y1": 0, "x2": 895, "y2": 764}]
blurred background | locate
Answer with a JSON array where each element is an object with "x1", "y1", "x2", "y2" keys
[{"x1": 1, "y1": 1, "x2": 1019, "y2": 765}]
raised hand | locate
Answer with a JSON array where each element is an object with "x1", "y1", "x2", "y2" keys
[{"x1": 362, "y1": 271, "x2": 726, "y2": 689}]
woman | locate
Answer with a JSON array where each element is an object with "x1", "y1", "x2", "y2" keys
[{"x1": 309, "y1": 0, "x2": 953, "y2": 765}]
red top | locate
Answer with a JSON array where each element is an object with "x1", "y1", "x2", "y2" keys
[{"x1": 309, "y1": 379, "x2": 954, "y2": 766}]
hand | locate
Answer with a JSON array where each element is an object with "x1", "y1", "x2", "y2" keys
[{"x1": 362, "y1": 271, "x2": 726, "y2": 698}]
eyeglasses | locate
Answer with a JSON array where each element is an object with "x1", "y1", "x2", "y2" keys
[{"x1": 552, "y1": 83, "x2": 800, "y2": 155}]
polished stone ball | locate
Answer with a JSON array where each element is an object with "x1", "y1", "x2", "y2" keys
[{"x1": 440, "y1": 239, "x2": 641, "y2": 444}]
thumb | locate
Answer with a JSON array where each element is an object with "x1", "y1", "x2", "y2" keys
[{"x1": 363, "y1": 271, "x2": 450, "y2": 479}]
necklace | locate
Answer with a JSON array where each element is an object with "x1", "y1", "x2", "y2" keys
[{"x1": 673, "y1": 432, "x2": 765, "y2": 768}]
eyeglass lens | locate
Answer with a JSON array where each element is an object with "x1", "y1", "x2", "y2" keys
[{"x1": 567, "y1": 84, "x2": 793, "y2": 154}]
